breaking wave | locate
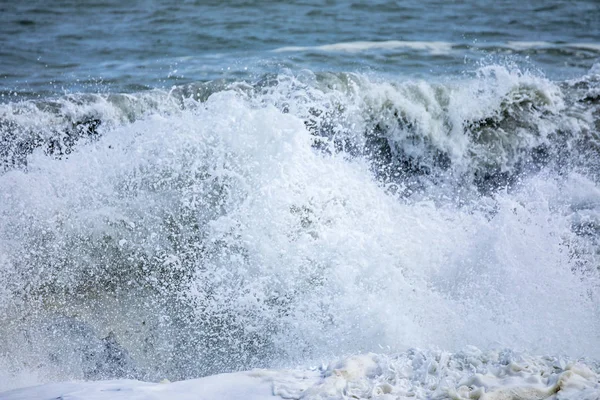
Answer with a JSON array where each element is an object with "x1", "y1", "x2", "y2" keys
[{"x1": 1, "y1": 64, "x2": 599, "y2": 391}]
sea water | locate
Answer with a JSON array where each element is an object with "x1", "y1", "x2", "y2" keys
[{"x1": 0, "y1": 0, "x2": 599, "y2": 395}]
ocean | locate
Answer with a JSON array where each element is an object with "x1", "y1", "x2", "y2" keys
[{"x1": 1, "y1": 0, "x2": 600, "y2": 397}]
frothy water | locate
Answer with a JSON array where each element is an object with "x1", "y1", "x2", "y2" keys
[{"x1": 1, "y1": 63, "x2": 600, "y2": 391}]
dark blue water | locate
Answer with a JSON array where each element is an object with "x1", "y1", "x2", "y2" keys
[{"x1": 1, "y1": 0, "x2": 599, "y2": 97}]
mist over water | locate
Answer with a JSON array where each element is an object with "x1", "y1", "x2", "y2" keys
[{"x1": 1, "y1": 0, "x2": 600, "y2": 394}]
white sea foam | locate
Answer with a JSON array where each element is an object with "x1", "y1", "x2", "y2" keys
[
  {"x1": 272, "y1": 40, "x2": 600, "y2": 56},
  {"x1": 0, "y1": 66, "x2": 599, "y2": 392},
  {"x1": 272, "y1": 40, "x2": 454, "y2": 55},
  {"x1": 505, "y1": 41, "x2": 555, "y2": 50},
  {"x1": 566, "y1": 43, "x2": 600, "y2": 52},
  {"x1": 2, "y1": 348, "x2": 599, "y2": 399},
  {"x1": 506, "y1": 41, "x2": 600, "y2": 52}
]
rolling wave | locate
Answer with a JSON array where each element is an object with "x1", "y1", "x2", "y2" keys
[{"x1": 0, "y1": 64, "x2": 599, "y2": 390}]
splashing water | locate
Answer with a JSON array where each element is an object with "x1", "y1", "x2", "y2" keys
[{"x1": 0, "y1": 65, "x2": 599, "y2": 391}]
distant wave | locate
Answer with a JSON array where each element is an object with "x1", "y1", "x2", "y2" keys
[
  {"x1": 272, "y1": 40, "x2": 454, "y2": 54},
  {"x1": 506, "y1": 41, "x2": 600, "y2": 51},
  {"x1": 272, "y1": 40, "x2": 600, "y2": 55}
]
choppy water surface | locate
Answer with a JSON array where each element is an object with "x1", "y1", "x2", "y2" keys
[
  {"x1": 1, "y1": 0, "x2": 599, "y2": 96},
  {"x1": 0, "y1": 0, "x2": 600, "y2": 393}
]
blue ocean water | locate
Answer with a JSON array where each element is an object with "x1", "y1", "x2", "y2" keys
[{"x1": 1, "y1": 0, "x2": 599, "y2": 96}]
